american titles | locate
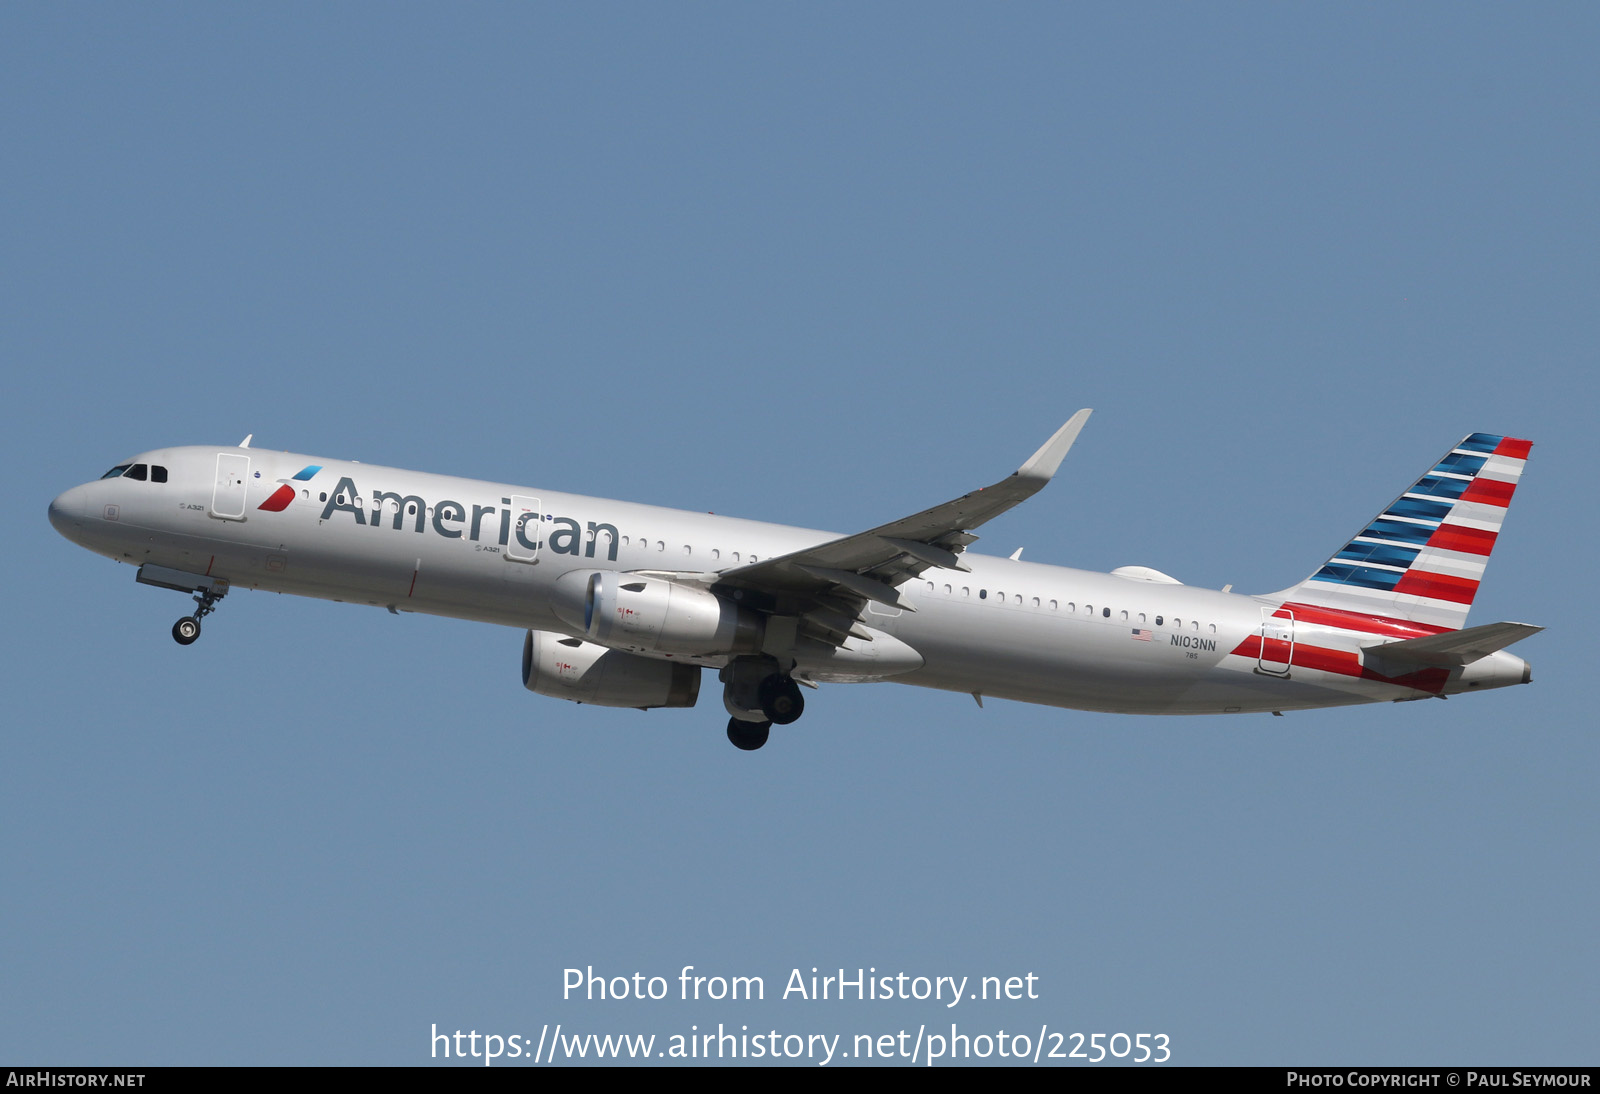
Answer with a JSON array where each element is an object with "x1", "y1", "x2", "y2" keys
[{"x1": 318, "y1": 476, "x2": 620, "y2": 561}]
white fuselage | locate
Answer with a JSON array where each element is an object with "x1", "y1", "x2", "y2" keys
[{"x1": 49, "y1": 445, "x2": 1531, "y2": 717}]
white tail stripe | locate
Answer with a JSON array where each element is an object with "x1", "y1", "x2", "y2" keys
[
  {"x1": 1448, "y1": 500, "x2": 1516, "y2": 528},
  {"x1": 1479, "y1": 455, "x2": 1526, "y2": 479},
  {"x1": 1410, "y1": 551, "x2": 1489, "y2": 580},
  {"x1": 1437, "y1": 515, "x2": 1505, "y2": 534}
]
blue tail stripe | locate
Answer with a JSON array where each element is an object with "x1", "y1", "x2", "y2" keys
[
  {"x1": 1313, "y1": 562, "x2": 1404, "y2": 591},
  {"x1": 1358, "y1": 518, "x2": 1436, "y2": 545},
  {"x1": 1434, "y1": 452, "x2": 1488, "y2": 476},
  {"x1": 1386, "y1": 497, "x2": 1453, "y2": 523},
  {"x1": 1408, "y1": 474, "x2": 1471, "y2": 501},
  {"x1": 1335, "y1": 542, "x2": 1422, "y2": 568},
  {"x1": 1457, "y1": 433, "x2": 1503, "y2": 454}
]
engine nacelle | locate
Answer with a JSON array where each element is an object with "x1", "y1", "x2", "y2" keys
[
  {"x1": 550, "y1": 570, "x2": 764, "y2": 656},
  {"x1": 522, "y1": 630, "x2": 701, "y2": 709}
]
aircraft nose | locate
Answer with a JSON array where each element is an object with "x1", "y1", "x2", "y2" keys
[{"x1": 48, "y1": 484, "x2": 88, "y2": 538}]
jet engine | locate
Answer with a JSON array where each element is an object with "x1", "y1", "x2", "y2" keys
[
  {"x1": 522, "y1": 630, "x2": 701, "y2": 709},
  {"x1": 550, "y1": 570, "x2": 764, "y2": 656}
]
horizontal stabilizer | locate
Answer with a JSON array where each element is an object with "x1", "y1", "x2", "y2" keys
[{"x1": 1362, "y1": 621, "x2": 1543, "y2": 667}]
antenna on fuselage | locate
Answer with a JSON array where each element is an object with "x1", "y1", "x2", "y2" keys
[{"x1": 239, "y1": 434, "x2": 253, "y2": 448}]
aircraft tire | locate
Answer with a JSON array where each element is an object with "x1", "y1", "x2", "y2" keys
[
  {"x1": 759, "y1": 676, "x2": 804, "y2": 725},
  {"x1": 172, "y1": 617, "x2": 201, "y2": 645},
  {"x1": 726, "y1": 718, "x2": 771, "y2": 751}
]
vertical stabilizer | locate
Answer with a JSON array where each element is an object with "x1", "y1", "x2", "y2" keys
[{"x1": 1275, "y1": 433, "x2": 1532, "y2": 630}]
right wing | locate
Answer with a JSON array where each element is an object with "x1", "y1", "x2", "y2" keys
[{"x1": 707, "y1": 410, "x2": 1091, "y2": 645}]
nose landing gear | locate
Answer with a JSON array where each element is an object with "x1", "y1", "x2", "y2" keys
[
  {"x1": 137, "y1": 565, "x2": 231, "y2": 646},
  {"x1": 171, "y1": 583, "x2": 226, "y2": 646}
]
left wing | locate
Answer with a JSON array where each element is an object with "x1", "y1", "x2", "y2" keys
[{"x1": 708, "y1": 410, "x2": 1091, "y2": 646}]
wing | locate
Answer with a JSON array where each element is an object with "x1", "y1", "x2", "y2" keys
[{"x1": 708, "y1": 410, "x2": 1091, "y2": 646}]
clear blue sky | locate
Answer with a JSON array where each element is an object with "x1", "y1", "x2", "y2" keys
[{"x1": 3, "y1": 3, "x2": 1595, "y2": 1065}]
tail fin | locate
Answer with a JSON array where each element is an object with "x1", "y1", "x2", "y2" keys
[{"x1": 1276, "y1": 433, "x2": 1532, "y2": 630}]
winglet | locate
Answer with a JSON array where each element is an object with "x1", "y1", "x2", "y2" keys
[{"x1": 1015, "y1": 409, "x2": 1092, "y2": 486}]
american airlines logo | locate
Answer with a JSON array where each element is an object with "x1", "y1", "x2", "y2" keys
[
  {"x1": 257, "y1": 465, "x2": 323, "y2": 511},
  {"x1": 316, "y1": 475, "x2": 621, "y2": 561}
]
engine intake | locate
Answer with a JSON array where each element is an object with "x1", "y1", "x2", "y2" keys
[{"x1": 522, "y1": 630, "x2": 700, "y2": 709}]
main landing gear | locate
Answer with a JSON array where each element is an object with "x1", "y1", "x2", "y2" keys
[
  {"x1": 171, "y1": 584, "x2": 226, "y2": 646},
  {"x1": 720, "y1": 656, "x2": 806, "y2": 751},
  {"x1": 726, "y1": 719, "x2": 770, "y2": 751}
]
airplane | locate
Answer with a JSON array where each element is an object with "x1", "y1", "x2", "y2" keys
[{"x1": 48, "y1": 412, "x2": 1539, "y2": 750}]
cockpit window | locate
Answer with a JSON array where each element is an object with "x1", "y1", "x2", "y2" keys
[
  {"x1": 151, "y1": 466, "x2": 168, "y2": 483},
  {"x1": 125, "y1": 464, "x2": 148, "y2": 481},
  {"x1": 100, "y1": 465, "x2": 131, "y2": 479}
]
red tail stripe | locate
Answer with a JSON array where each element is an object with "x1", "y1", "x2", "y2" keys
[
  {"x1": 1425, "y1": 524, "x2": 1498, "y2": 556},
  {"x1": 1227, "y1": 635, "x2": 1449, "y2": 694},
  {"x1": 1459, "y1": 476, "x2": 1516, "y2": 506},
  {"x1": 1394, "y1": 570, "x2": 1479, "y2": 604},
  {"x1": 1494, "y1": 437, "x2": 1533, "y2": 459},
  {"x1": 1274, "y1": 601, "x2": 1450, "y2": 639}
]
